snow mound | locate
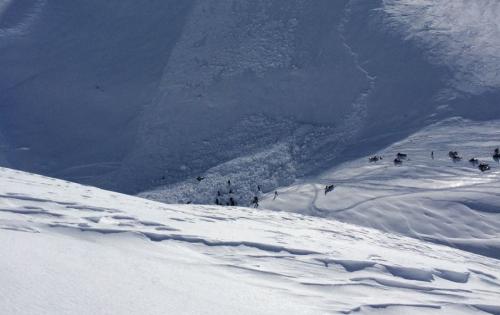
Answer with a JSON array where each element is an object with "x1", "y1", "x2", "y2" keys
[{"x1": 2, "y1": 166, "x2": 500, "y2": 314}]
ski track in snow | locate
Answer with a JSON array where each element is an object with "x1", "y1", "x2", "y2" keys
[
  {"x1": 262, "y1": 118, "x2": 500, "y2": 261},
  {"x1": 337, "y1": 0, "x2": 375, "y2": 143},
  {"x1": 1, "y1": 160, "x2": 500, "y2": 314}
]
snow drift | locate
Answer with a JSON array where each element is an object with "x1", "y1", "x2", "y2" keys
[{"x1": 1, "y1": 167, "x2": 500, "y2": 314}]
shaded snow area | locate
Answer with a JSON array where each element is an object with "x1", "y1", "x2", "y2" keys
[
  {"x1": 383, "y1": 0, "x2": 500, "y2": 95},
  {"x1": 1, "y1": 0, "x2": 499, "y2": 196},
  {"x1": 262, "y1": 118, "x2": 500, "y2": 260},
  {"x1": 1, "y1": 167, "x2": 500, "y2": 314}
]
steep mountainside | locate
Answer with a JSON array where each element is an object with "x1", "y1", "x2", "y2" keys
[{"x1": 1, "y1": 0, "x2": 499, "y2": 194}]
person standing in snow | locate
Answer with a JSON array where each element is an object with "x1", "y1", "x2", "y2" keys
[
  {"x1": 431, "y1": 151, "x2": 434, "y2": 160},
  {"x1": 273, "y1": 191, "x2": 278, "y2": 200},
  {"x1": 251, "y1": 196, "x2": 259, "y2": 208}
]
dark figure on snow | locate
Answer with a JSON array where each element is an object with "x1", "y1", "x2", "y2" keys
[
  {"x1": 257, "y1": 185, "x2": 262, "y2": 192},
  {"x1": 493, "y1": 148, "x2": 500, "y2": 161},
  {"x1": 229, "y1": 197, "x2": 236, "y2": 206},
  {"x1": 215, "y1": 198, "x2": 220, "y2": 205},
  {"x1": 229, "y1": 188, "x2": 233, "y2": 194},
  {"x1": 217, "y1": 190, "x2": 221, "y2": 197},
  {"x1": 324, "y1": 185, "x2": 335, "y2": 195},
  {"x1": 448, "y1": 151, "x2": 461, "y2": 161},
  {"x1": 369, "y1": 156, "x2": 382, "y2": 163},
  {"x1": 186, "y1": 201, "x2": 192, "y2": 204},
  {"x1": 196, "y1": 176, "x2": 205, "y2": 182},
  {"x1": 227, "y1": 180, "x2": 231, "y2": 186},
  {"x1": 273, "y1": 191, "x2": 278, "y2": 200},
  {"x1": 431, "y1": 151, "x2": 434, "y2": 160},
  {"x1": 394, "y1": 158, "x2": 403, "y2": 165},
  {"x1": 479, "y1": 163, "x2": 490, "y2": 172},
  {"x1": 469, "y1": 158, "x2": 479, "y2": 165},
  {"x1": 251, "y1": 196, "x2": 259, "y2": 208},
  {"x1": 397, "y1": 153, "x2": 407, "y2": 159}
]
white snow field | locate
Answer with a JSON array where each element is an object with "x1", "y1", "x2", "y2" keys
[
  {"x1": 262, "y1": 118, "x2": 500, "y2": 260},
  {"x1": 1, "y1": 166, "x2": 500, "y2": 315}
]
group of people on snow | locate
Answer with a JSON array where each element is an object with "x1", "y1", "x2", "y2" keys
[
  {"x1": 372, "y1": 147, "x2": 499, "y2": 172},
  {"x1": 205, "y1": 178, "x2": 278, "y2": 208},
  {"x1": 187, "y1": 147, "x2": 499, "y2": 207}
]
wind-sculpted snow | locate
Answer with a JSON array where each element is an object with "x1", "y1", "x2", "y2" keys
[
  {"x1": 1, "y1": 166, "x2": 500, "y2": 314},
  {"x1": 262, "y1": 118, "x2": 500, "y2": 260}
]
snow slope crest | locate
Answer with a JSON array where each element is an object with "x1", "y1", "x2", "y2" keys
[{"x1": 1, "y1": 166, "x2": 500, "y2": 314}]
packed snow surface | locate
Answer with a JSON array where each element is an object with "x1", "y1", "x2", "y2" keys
[
  {"x1": 1, "y1": 164, "x2": 500, "y2": 314},
  {"x1": 262, "y1": 118, "x2": 500, "y2": 259}
]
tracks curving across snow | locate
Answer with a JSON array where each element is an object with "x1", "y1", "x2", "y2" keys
[
  {"x1": 1, "y1": 165, "x2": 500, "y2": 314},
  {"x1": 262, "y1": 118, "x2": 500, "y2": 261}
]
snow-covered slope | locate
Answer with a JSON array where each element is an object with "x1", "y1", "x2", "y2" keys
[
  {"x1": 2, "y1": 167, "x2": 500, "y2": 314},
  {"x1": 383, "y1": 0, "x2": 500, "y2": 95},
  {"x1": 1, "y1": 1, "x2": 499, "y2": 195},
  {"x1": 261, "y1": 118, "x2": 500, "y2": 260}
]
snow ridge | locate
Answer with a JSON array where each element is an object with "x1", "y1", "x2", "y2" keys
[{"x1": 1, "y1": 166, "x2": 500, "y2": 314}]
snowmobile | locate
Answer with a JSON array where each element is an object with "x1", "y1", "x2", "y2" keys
[
  {"x1": 396, "y1": 153, "x2": 407, "y2": 159},
  {"x1": 479, "y1": 163, "x2": 490, "y2": 172},
  {"x1": 469, "y1": 158, "x2": 479, "y2": 165},
  {"x1": 448, "y1": 151, "x2": 461, "y2": 161},
  {"x1": 393, "y1": 158, "x2": 403, "y2": 165},
  {"x1": 324, "y1": 185, "x2": 335, "y2": 195},
  {"x1": 369, "y1": 156, "x2": 382, "y2": 162}
]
